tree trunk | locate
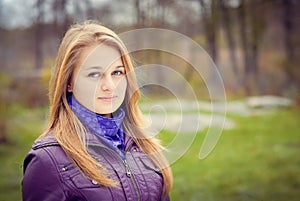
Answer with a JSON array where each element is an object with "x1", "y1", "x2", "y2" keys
[
  {"x1": 249, "y1": 1, "x2": 265, "y2": 94},
  {"x1": 218, "y1": 0, "x2": 239, "y2": 83},
  {"x1": 282, "y1": 0, "x2": 296, "y2": 89},
  {"x1": 237, "y1": 0, "x2": 262, "y2": 95},
  {"x1": 198, "y1": 0, "x2": 218, "y2": 64},
  {"x1": 0, "y1": 119, "x2": 7, "y2": 144},
  {"x1": 134, "y1": 0, "x2": 142, "y2": 28},
  {"x1": 34, "y1": 0, "x2": 44, "y2": 69},
  {"x1": 53, "y1": 0, "x2": 68, "y2": 37},
  {"x1": 238, "y1": 0, "x2": 266, "y2": 95},
  {"x1": 237, "y1": 0, "x2": 251, "y2": 94}
]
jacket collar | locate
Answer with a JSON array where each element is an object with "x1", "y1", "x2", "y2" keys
[
  {"x1": 67, "y1": 95, "x2": 125, "y2": 152},
  {"x1": 32, "y1": 131, "x2": 134, "y2": 151}
]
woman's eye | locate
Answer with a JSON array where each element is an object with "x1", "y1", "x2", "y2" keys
[
  {"x1": 112, "y1": 70, "x2": 124, "y2": 76},
  {"x1": 88, "y1": 72, "x2": 101, "y2": 78}
]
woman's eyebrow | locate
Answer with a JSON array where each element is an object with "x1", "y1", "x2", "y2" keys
[
  {"x1": 83, "y1": 65, "x2": 124, "y2": 72},
  {"x1": 84, "y1": 66, "x2": 104, "y2": 71}
]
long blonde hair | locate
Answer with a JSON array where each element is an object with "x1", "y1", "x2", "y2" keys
[{"x1": 42, "y1": 21, "x2": 173, "y2": 193}]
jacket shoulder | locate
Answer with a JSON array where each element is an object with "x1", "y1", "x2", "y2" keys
[
  {"x1": 23, "y1": 134, "x2": 70, "y2": 174},
  {"x1": 22, "y1": 135, "x2": 70, "y2": 200},
  {"x1": 32, "y1": 134, "x2": 60, "y2": 150}
]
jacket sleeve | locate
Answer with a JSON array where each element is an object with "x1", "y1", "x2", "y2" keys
[
  {"x1": 160, "y1": 192, "x2": 170, "y2": 201},
  {"x1": 22, "y1": 148, "x2": 67, "y2": 201}
]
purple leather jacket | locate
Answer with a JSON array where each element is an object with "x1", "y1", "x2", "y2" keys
[{"x1": 22, "y1": 133, "x2": 170, "y2": 201}]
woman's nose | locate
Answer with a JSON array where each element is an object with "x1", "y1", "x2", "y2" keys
[{"x1": 100, "y1": 75, "x2": 115, "y2": 91}]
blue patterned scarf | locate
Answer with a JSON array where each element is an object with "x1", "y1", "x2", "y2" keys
[{"x1": 67, "y1": 95, "x2": 125, "y2": 156}]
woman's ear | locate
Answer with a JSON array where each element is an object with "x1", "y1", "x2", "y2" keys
[{"x1": 67, "y1": 85, "x2": 72, "y2": 92}]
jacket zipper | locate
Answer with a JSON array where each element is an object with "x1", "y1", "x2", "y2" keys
[
  {"x1": 122, "y1": 159, "x2": 132, "y2": 177},
  {"x1": 89, "y1": 142, "x2": 141, "y2": 201},
  {"x1": 122, "y1": 158, "x2": 140, "y2": 201}
]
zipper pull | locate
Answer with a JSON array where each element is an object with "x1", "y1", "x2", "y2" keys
[{"x1": 123, "y1": 159, "x2": 132, "y2": 178}]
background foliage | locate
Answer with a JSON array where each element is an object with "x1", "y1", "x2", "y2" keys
[{"x1": 0, "y1": 0, "x2": 300, "y2": 200}]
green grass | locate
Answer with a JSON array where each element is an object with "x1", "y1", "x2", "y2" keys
[
  {"x1": 168, "y1": 108, "x2": 300, "y2": 201},
  {"x1": 0, "y1": 106, "x2": 46, "y2": 201},
  {"x1": 0, "y1": 106, "x2": 299, "y2": 201}
]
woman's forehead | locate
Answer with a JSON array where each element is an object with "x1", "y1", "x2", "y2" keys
[{"x1": 79, "y1": 44, "x2": 123, "y2": 70}]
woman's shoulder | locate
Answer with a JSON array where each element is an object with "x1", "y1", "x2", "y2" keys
[
  {"x1": 32, "y1": 133, "x2": 60, "y2": 150},
  {"x1": 22, "y1": 134, "x2": 72, "y2": 200},
  {"x1": 23, "y1": 133, "x2": 70, "y2": 173}
]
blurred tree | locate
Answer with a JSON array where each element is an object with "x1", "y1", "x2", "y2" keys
[
  {"x1": 0, "y1": 72, "x2": 13, "y2": 144},
  {"x1": 34, "y1": 0, "x2": 45, "y2": 69},
  {"x1": 2, "y1": 0, "x2": 299, "y2": 98},
  {"x1": 237, "y1": 0, "x2": 252, "y2": 95},
  {"x1": 134, "y1": 0, "x2": 144, "y2": 28},
  {"x1": 52, "y1": 0, "x2": 69, "y2": 37},
  {"x1": 0, "y1": 1, "x2": 5, "y2": 71},
  {"x1": 218, "y1": 0, "x2": 239, "y2": 85},
  {"x1": 198, "y1": 0, "x2": 219, "y2": 64},
  {"x1": 0, "y1": 0, "x2": 3, "y2": 29},
  {"x1": 281, "y1": 0, "x2": 300, "y2": 93},
  {"x1": 237, "y1": 0, "x2": 266, "y2": 95},
  {"x1": 32, "y1": 0, "x2": 94, "y2": 69},
  {"x1": 156, "y1": 0, "x2": 175, "y2": 27},
  {"x1": 72, "y1": 0, "x2": 94, "y2": 24},
  {"x1": 172, "y1": 2, "x2": 199, "y2": 36},
  {"x1": 83, "y1": 0, "x2": 95, "y2": 19},
  {"x1": 92, "y1": 3, "x2": 114, "y2": 27}
]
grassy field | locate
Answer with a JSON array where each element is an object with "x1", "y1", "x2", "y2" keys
[
  {"x1": 0, "y1": 106, "x2": 299, "y2": 201},
  {"x1": 169, "y1": 108, "x2": 300, "y2": 201},
  {"x1": 0, "y1": 106, "x2": 46, "y2": 201}
]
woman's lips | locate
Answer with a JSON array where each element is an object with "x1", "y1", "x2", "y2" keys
[{"x1": 97, "y1": 96, "x2": 117, "y2": 102}]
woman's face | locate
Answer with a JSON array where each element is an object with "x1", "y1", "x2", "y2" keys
[{"x1": 71, "y1": 44, "x2": 127, "y2": 117}]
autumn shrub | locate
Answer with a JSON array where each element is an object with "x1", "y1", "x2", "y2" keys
[
  {"x1": 12, "y1": 76, "x2": 48, "y2": 108},
  {"x1": 0, "y1": 72, "x2": 13, "y2": 143}
]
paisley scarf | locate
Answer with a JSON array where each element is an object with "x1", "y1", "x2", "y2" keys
[{"x1": 67, "y1": 95, "x2": 125, "y2": 156}]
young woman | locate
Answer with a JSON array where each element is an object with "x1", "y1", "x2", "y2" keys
[{"x1": 22, "y1": 21, "x2": 173, "y2": 201}]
